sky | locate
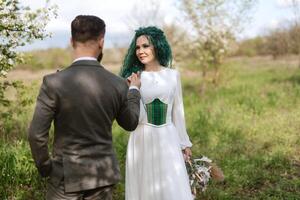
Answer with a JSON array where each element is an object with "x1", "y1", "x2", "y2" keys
[{"x1": 19, "y1": 0, "x2": 300, "y2": 51}]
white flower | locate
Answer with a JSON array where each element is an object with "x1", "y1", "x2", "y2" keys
[
  {"x1": 195, "y1": 156, "x2": 212, "y2": 163},
  {"x1": 0, "y1": 70, "x2": 8, "y2": 76}
]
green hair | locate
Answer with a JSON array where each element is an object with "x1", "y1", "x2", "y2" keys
[{"x1": 120, "y1": 26, "x2": 172, "y2": 78}]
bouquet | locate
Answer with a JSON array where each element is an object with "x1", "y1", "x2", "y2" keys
[{"x1": 186, "y1": 156, "x2": 224, "y2": 196}]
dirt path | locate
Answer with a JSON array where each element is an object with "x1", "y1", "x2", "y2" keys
[
  {"x1": 5, "y1": 64, "x2": 200, "y2": 84},
  {"x1": 6, "y1": 69, "x2": 56, "y2": 83},
  {"x1": 5, "y1": 64, "x2": 121, "y2": 83}
]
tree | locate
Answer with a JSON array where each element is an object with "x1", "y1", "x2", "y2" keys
[
  {"x1": 266, "y1": 27, "x2": 290, "y2": 59},
  {"x1": 162, "y1": 22, "x2": 192, "y2": 65},
  {"x1": 289, "y1": 0, "x2": 300, "y2": 67},
  {"x1": 125, "y1": 0, "x2": 164, "y2": 31},
  {"x1": 234, "y1": 36, "x2": 268, "y2": 57},
  {"x1": 180, "y1": 0, "x2": 257, "y2": 94},
  {"x1": 0, "y1": 0, "x2": 57, "y2": 77},
  {"x1": 0, "y1": 0, "x2": 57, "y2": 129}
]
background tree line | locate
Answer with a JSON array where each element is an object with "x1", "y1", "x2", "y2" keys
[{"x1": 235, "y1": 22, "x2": 300, "y2": 60}]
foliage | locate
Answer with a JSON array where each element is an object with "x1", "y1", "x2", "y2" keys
[
  {"x1": 125, "y1": 0, "x2": 164, "y2": 31},
  {"x1": 16, "y1": 48, "x2": 72, "y2": 71},
  {"x1": 234, "y1": 0, "x2": 300, "y2": 66},
  {"x1": 0, "y1": 81, "x2": 46, "y2": 199},
  {"x1": 0, "y1": 0, "x2": 57, "y2": 144},
  {"x1": 162, "y1": 23, "x2": 194, "y2": 65},
  {"x1": 289, "y1": 0, "x2": 300, "y2": 57},
  {"x1": 0, "y1": 0, "x2": 57, "y2": 76},
  {"x1": 266, "y1": 28, "x2": 291, "y2": 59},
  {"x1": 0, "y1": 81, "x2": 37, "y2": 141},
  {"x1": 180, "y1": 0, "x2": 257, "y2": 93},
  {"x1": 233, "y1": 36, "x2": 268, "y2": 57},
  {"x1": 14, "y1": 47, "x2": 130, "y2": 71},
  {"x1": 0, "y1": 140, "x2": 47, "y2": 199},
  {"x1": 183, "y1": 56, "x2": 300, "y2": 199},
  {"x1": 235, "y1": 22, "x2": 300, "y2": 60}
]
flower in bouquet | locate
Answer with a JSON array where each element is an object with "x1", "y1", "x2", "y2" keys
[{"x1": 186, "y1": 156, "x2": 224, "y2": 196}]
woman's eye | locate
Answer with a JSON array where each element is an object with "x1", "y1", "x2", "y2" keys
[
  {"x1": 136, "y1": 46, "x2": 140, "y2": 50},
  {"x1": 143, "y1": 44, "x2": 150, "y2": 48}
]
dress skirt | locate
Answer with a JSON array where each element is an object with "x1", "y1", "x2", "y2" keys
[{"x1": 125, "y1": 123, "x2": 193, "y2": 200}]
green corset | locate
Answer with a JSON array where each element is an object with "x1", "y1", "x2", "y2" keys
[{"x1": 145, "y1": 98, "x2": 168, "y2": 126}]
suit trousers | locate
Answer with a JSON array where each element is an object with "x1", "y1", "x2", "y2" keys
[{"x1": 46, "y1": 180, "x2": 114, "y2": 200}]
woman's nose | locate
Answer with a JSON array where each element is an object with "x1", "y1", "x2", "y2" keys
[{"x1": 138, "y1": 48, "x2": 144, "y2": 54}]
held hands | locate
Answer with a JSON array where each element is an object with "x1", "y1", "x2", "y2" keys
[
  {"x1": 127, "y1": 72, "x2": 141, "y2": 89},
  {"x1": 182, "y1": 147, "x2": 192, "y2": 161}
]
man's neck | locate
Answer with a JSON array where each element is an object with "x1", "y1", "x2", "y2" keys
[
  {"x1": 72, "y1": 42, "x2": 100, "y2": 60},
  {"x1": 73, "y1": 51, "x2": 98, "y2": 60}
]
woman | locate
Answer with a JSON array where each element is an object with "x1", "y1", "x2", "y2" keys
[{"x1": 120, "y1": 26, "x2": 193, "y2": 200}]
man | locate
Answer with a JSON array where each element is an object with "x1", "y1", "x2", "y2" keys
[{"x1": 28, "y1": 15, "x2": 141, "y2": 199}]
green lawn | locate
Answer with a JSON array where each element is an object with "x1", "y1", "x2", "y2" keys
[{"x1": 1, "y1": 56, "x2": 299, "y2": 199}]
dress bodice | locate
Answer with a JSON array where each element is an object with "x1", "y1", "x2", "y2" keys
[
  {"x1": 139, "y1": 68, "x2": 177, "y2": 126},
  {"x1": 140, "y1": 68, "x2": 177, "y2": 105}
]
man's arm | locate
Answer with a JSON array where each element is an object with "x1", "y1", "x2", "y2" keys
[
  {"x1": 116, "y1": 88, "x2": 141, "y2": 131},
  {"x1": 28, "y1": 76, "x2": 56, "y2": 177},
  {"x1": 116, "y1": 73, "x2": 141, "y2": 131}
]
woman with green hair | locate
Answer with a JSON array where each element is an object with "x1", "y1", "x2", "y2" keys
[{"x1": 121, "y1": 26, "x2": 193, "y2": 200}]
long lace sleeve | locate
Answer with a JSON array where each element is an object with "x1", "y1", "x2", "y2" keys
[{"x1": 172, "y1": 70, "x2": 192, "y2": 149}]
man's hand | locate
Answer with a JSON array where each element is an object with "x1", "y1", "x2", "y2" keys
[{"x1": 127, "y1": 72, "x2": 141, "y2": 89}]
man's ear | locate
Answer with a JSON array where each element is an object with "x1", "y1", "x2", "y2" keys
[{"x1": 98, "y1": 37, "x2": 104, "y2": 49}]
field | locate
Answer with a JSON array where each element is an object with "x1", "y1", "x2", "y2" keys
[{"x1": 0, "y1": 56, "x2": 299, "y2": 199}]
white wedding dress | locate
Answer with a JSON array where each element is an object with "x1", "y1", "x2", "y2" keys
[{"x1": 126, "y1": 68, "x2": 193, "y2": 200}]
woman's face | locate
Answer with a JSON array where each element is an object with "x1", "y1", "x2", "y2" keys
[{"x1": 136, "y1": 35, "x2": 156, "y2": 65}]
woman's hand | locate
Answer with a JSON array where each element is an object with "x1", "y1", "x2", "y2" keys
[{"x1": 182, "y1": 147, "x2": 192, "y2": 161}]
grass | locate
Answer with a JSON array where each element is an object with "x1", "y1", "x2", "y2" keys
[
  {"x1": 183, "y1": 57, "x2": 300, "y2": 199},
  {"x1": 0, "y1": 140, "x2": 47, "y2": 199},
  {"x1": 1, "y1": 56, "x2": 299, "y2": 199}
]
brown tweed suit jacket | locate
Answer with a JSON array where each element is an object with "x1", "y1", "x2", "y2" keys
[{"x1": 28, "y1": 60, "x2": 140, "y2": 192}]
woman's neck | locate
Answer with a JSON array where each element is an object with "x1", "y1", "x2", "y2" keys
[{"x1": 144, "y1": 61, "x2": 162, "y2": 72}]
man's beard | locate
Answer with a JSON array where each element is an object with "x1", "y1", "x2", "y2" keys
[{"x1": 97, "y1": 52, "x2": 103, "y2": 63}]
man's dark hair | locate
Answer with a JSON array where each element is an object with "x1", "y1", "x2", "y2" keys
[{"x1": 71, "y1": 15, "x2": 106, "y2": 42}]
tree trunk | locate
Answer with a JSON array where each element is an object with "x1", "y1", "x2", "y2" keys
[
  {"x1": 298, "y1": 52, "x2": 300, "y2": 69},
  {"x1": 212, "y1": 65, "x2": 220, "y2": 86},
  {"x1": 200, "y1": 65, "x2": 207, "y2": 95}
]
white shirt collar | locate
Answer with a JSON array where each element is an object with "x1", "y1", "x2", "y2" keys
[{"x1": 73, "y1": 57, "x2": 97, "y2": 63}]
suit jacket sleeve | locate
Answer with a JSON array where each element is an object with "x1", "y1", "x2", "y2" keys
[
  {"x1": 28, "y1": 76, "x2": 56, "y2": 177},
  {"x1": 116, "y1": 87, "x2": 141, "y2": 131}
]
